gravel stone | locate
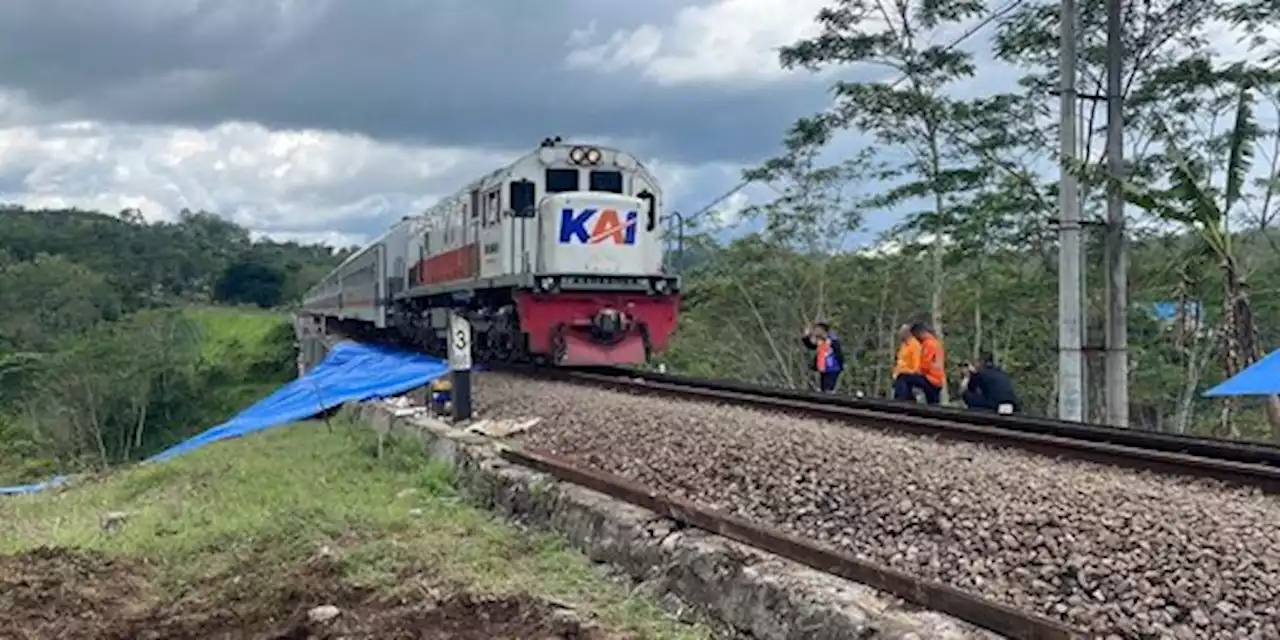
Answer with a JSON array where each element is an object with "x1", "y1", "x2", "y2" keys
[{"x1": 475, "y1": 373, "x2": 1280, "y2": 639}]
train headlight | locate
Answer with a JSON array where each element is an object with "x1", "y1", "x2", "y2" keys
[
  {"x1": 653, "y1": 278, "x2": 668, "y2": 293},
  {"x1": 540, "y1": 276, "x2": 557, "y2": 291},
  {"x1": 569, "y1": 147, "x2": 587, "y2": 164},
  {"x1": 584, "y1": 147, "x2": 602, "y2": 164}
]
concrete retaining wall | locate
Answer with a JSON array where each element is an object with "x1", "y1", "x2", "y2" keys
[
  {"x1": 293, "y1": 314, "x2": 331, "y2": 376},
  {"x1": 350, "y1": 399, "x2": 1003, "y2": 640}
]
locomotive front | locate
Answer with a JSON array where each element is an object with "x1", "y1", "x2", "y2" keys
[{"x1": 514, "y1": 142, "x2": 680, "y2": 366}]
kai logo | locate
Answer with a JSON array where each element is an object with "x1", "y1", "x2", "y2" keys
[{"x1": 558, "y1": 207, "x2": 638, "y2": 245}]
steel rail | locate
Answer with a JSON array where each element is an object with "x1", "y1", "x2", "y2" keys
[
  {"x1": 509, "y1": 366, "x2": 1280, "y2": 494},
  {"x1": 577, "y1": 366, "x2": 1280, "y2": 468},
  {"x1": 320, "y1": 329, "x2": 1280, "y2": 489},
  {"x1": 501, "y1": 446, "x2": 1085, "y2": 640}
]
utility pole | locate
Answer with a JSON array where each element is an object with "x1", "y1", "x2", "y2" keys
[
  {"x1": 1057, "y1": 0, "x2": 1085, "y2": 422},
  {"x1": 1104, "y1": 0, "x2": 1129, "y2": 427}
]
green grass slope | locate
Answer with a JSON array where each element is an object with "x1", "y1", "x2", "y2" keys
[
  {"x1": 185, "y1": 305, "x2": 298, "y2": 412},
  {"x1": 0, "y1": 421, "x2": 708, "y2": 638}
]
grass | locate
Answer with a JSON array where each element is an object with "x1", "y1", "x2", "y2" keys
[
  {"x1": 0, "y1": 420, "x2": 709, "y2": 639},
  {"x1": 0, "y1": 305, "x2": 297, "y2": 487},
  {"x1": 185, "y1": 305, "x2": 290, "y2": 362},
  {"x1": 184, "y1": 304, "x2": 299, "y2": 421}
]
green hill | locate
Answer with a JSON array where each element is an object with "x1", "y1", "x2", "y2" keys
[{"x1": 0, "y1": 206, "x2": 350, "y2": 483}]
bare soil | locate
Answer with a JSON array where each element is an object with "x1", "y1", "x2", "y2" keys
[{"x1": 0, "y1": 546, "x2": 616, "y2": 639}]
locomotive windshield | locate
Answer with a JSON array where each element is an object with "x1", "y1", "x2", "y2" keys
[
  {"x1": 545, "y1": 168, "x2": 579, "y2": 193},
  {"x1": 588, "y1": 170, "x2": 623, "y2": 194},
  {"x1": 509, "y1": 180, "x2": 536, "y2": 215}
]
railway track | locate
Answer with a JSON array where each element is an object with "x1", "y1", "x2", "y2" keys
[
  {"x1": 481, "y1": 365, "x2": 1280, "y2": 638},
  {"x1": 306, "y1": 332, "x2": 1278, "y2": 637},
  {"x1": 503, "y1": 364, "x2": 1280, "y2": 494},
  {"x1": 323, "y1": 325, "x2": 1280, "y2": 492},
  {"x1": 502, "y1": 446, "x2": 1082, "y2": 640},
  {"x1": 312, "y1": 332, "x2": 1084, "y2": 637}
]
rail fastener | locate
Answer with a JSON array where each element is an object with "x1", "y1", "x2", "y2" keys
[{"x1": 500, "y1": 446, "x2": 1085, "y2": 640}]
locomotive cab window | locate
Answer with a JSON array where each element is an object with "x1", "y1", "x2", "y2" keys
[
  {"x1": 545, "y1": 168, "x2": 579, "y2": 193},
  {"x1": 486, "y1": 190, "x2": 500, "y2": 226},
  {"x1": 589, "y1": 170, "x2": 623, "y2": 194},
  {"x1": 509, "y1": 180, "x2": 536, "y2": 217}
]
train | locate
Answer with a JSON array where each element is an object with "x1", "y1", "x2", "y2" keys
[{"x1": 299, "y1": 137, "x2": 682, "y2": 367}]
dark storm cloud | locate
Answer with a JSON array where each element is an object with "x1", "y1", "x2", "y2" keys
[{"x1": 0, "y1": 0, "x2": 828, "y2": 164}]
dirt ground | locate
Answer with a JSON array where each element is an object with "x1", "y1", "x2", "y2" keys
[{"x1": 0, "y1": 547, "x2": 619, "y2": 640}]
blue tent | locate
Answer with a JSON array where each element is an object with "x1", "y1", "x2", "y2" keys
[
  {"x1": 1204, "y1": 348, "x2": 1280, "y2": 397},
  {"x1": 2, "y1": 341, "x2": 450, "y2": 494}
]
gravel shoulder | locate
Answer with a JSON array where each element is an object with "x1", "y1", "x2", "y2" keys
[{"x1": 477, "y1": 372, "x2": 1280, "y2": 639}]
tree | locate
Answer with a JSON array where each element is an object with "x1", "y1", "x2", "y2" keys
[
  {"x1": 214, "y1": 261, "x2": 287, "y2": 309},
  {"x1": 1120, "y1": 62, "x2": 1280, "y2": 437},
  {"x1": 0, "y1": 254, "x2": 122, "y2": 353},
  {"x1": 777, "y1": 0, "x2": 994, "y2": 400}
]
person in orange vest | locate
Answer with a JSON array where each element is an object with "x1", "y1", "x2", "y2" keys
[
  {"x1": 910, "y1": 322, "x2": 945, "y2": 405},
  {"x1": 802, "y1": 321, "x2": 844, "y2": 393},
  {"x1": 891, "y1": 324, "x2": 925, "y2": 401}
]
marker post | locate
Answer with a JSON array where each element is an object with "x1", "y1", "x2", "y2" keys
[{"x1": 447, "y1": 311, "x2": 473, "y2": 423}]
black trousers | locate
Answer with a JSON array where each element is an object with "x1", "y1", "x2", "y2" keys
[
  {"x1": 893, "y1": 374, "x2": 940, "y2": 404},
  {"x1": 963, "y1": 390, "x2": 1018, "y2": 413},
  {"x1": 817, "y1": 371, "x2": 840, "y2": 393}
]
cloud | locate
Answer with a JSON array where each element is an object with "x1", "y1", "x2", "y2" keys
[
  {"x1": 0, "y1": 0, "x2": 851, "y2": 248},
  {"x1": 0, "y1": 0, "x2": 828, "y2": 165},
  {"x1": 710, "y1": 191, "x2": 753, "y2": 227},
  {"x1": 0, "y1": 118, "x2": 759, "y2": 246},
  {"x1": 565, "y1": 0, "x2": 829, "y2": 85},
  {"x1": 0, "y1": 119, "x2": 507, "y2": 243}
]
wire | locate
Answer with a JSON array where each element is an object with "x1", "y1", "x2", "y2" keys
[{"x1": 678, "y1": 0, "x2": 1031, "y2": 230}]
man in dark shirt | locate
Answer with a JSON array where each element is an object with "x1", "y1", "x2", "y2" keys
[{"x1": 961, "y1": 351, "x2": 1020, "y2": 414}]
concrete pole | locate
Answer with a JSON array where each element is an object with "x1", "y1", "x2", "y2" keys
[
  {"x1": 1104, "y1": 0, "x2": 1129, "y2": 427},
  {"x1": 449, "y1": 311, "x2": 474, "y2": 423},
  {"x1": 1057, "y1": 0, "x2": 1085, "y2": 422}
]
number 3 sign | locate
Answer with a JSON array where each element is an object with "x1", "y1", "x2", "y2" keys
[{"x1": 448, "y1": 312, "x2": 472, "y2": 371}]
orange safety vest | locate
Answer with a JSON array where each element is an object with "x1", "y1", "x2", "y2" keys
[
  {"x1": 816, "y1": 340, "x2": 832, "y2": 372},
  {"x1": 893, "y1": 338, "x2": 921, "y2": 378},
  {"x1": 919, "y1": 334, "x2": 946, "y2": 388}
]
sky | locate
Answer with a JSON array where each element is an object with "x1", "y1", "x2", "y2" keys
[
  {"x1": 0, "y1": 0, "x2": 843, "y2": 248},
  {"x1": 0, "y1": 0, "x2": 1270, "y2": 250}
]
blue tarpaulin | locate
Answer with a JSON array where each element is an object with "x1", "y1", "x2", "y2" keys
[
  {"x1": 1, "y1": 341, "x2": 450, "y2": 494},
  {"x1": 1204, "y1": 348, "x2": 1280, "y2": 397},
  {"x1": 0, "y1": 475, "x2": 68, "y2": 496}
]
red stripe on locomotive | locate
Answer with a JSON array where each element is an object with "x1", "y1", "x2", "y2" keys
[{"x1": 411, "y1": 244, "x2": 478, "y2": 286}]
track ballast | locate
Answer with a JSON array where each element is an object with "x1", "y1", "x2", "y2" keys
[
  {"x1": 496, "y1": 363, "x2": 1280, "y2": 493},
  {"x1": 477, "y1": 370, "x2": 1280, "y2": 639}
]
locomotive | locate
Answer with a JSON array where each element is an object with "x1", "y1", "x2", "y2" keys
[{"x1": 300, "y1": 137, "x2": 682, "y2": 367}]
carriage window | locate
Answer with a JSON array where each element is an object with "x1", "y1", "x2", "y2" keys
[
  {"x1": 545, "y1": 168, "x2": 579, "y2": 193},
  {"x1": 509, "y1": 180, "x2": 535, "y2": 216},
  {"x1": 589, "y1": 170, "x2": 623, "y2": 194}
]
